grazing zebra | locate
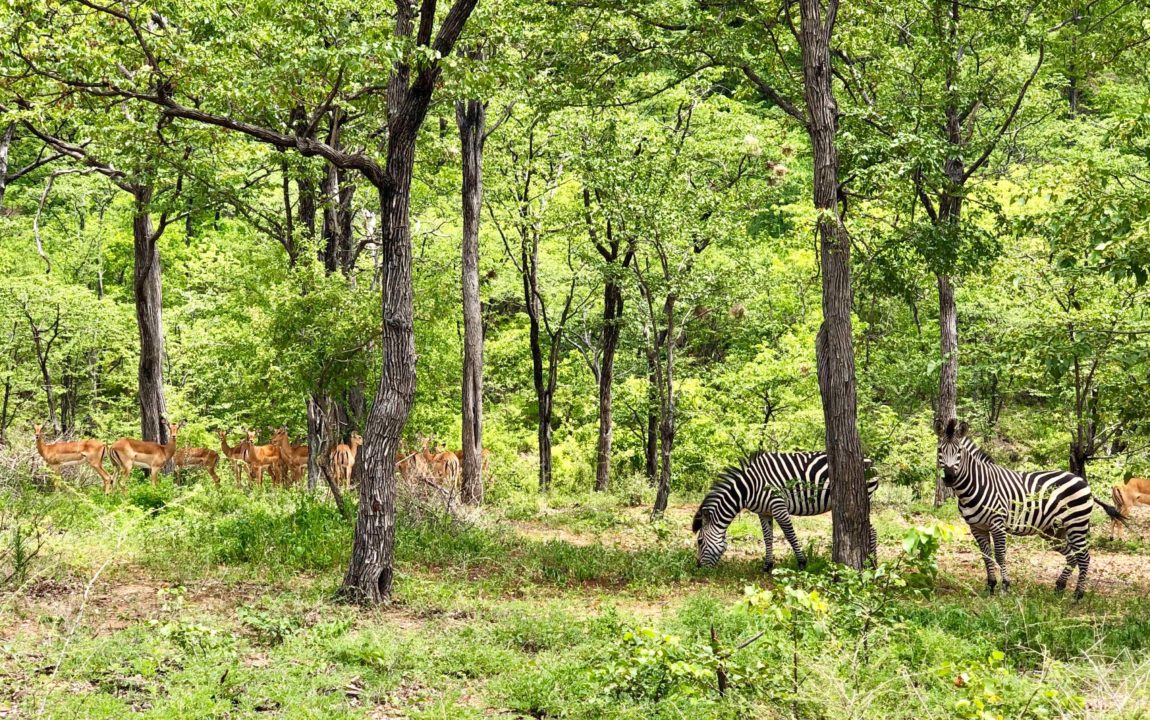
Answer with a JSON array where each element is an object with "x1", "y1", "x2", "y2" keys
[
  {"x1": 691, "y1": 451, "x2": 879, "y2": 572},
  {"x1": 936, "y1": 419, "x2": 1127, "y2": 600}
]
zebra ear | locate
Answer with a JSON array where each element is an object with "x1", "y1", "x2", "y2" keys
[
  {"x1": 958, "y1": 421, "x2": 970, "y2": 437},
  {"x1": 944, "y1": 419, "x2": 957, "y2": 439},
  {"x1": 691, "y1": 509, "x2": 704, "y2": 534}
]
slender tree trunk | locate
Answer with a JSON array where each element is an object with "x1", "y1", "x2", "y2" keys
[
  {"x1": 0, "y1": 122, "x2": 13, "y2": 211},
  {"x1": 457, "y1": 98, "x2": 486, "y2": 505},
  {"x1": 308, "y1": 392, "x2": 347, "y2": 491},
  {"x1": 645, "y1": 349, "x2": 659, "y2": 485},
  {"x1": 132, "y1": 188, "x2": 169, "y2": 444},
  {"x1": 934, "y1": 273, "x2": 958, "y2": 504},
  {"x1": 523, "y1": 236, "x2": 552, "y2": 492},
  {"x1": 652, "y1": 297, "x2": 676, "y2": 517},
  {"x1": 595, "y1": 280, "x2": 623, "y2": 492},
  {"x1": 798, "y1": 0, "x2": 870, "y2": 570}
]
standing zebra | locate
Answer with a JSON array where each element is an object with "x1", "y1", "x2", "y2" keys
[
  {"x1": 692, "y1": 451, "x2": 879, "y2": 571},
  {"x1": 936, "y1": 419, "x2": 1126, "y2": 600}
]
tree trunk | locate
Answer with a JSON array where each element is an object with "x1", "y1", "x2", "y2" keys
[
  {"x1": 798, "y1": 0, "x2": 870, "y2": 570},
  {"x1": 457, "y1": 97, "x2": 486, "y2": 505},
  {"x1": 934, "y1": 273, "x2": 958, "y2": 505},
  {"x1": 652, "y1": 297, "x2": 676, "y2": 517},
  {"x1": 595, "y1": 279, "x2": 623, "y2": 492},
  {"x1": 132, "y1": 188, "x2": 169, "y2": 444},
  {"x1": 645, "y1": 351, "x2": 659, "y2": 485},
  {"x1": 308, "y1": 392, "x2": 348, "y2": 491},
  {"x1": 523, "y1": 233, "x2": 552, "y2": 492},
  {"x1": 0, "y1": 122, "x2": 12, "y2": 211}
]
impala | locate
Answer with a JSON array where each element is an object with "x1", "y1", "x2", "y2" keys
[
  {"x1": 1111, "y1": 477, "x2": 1150, "y2": 537},
  {"x1": 331, "y1": 432, "x2": 363, "y2": 490},
  {"x1": 272, "y1": 427, "x2": 309, "y2": 486},
  {"x1": 217, "y1": 430, "x2": 251, "y2": 484},
  {"x1": 245, "y1": 429, "x2": 283, "y2": 487},
  {"x1": 108, "y1": 421, "x2": 182, "y2": 489},
  {"x1": 33, "y1": 423, "x2": 114, "y2": 492},
  {"x1": 174, "y1": 445, "x2": 221, "y2": 485},
  {"x1": 433, "y1": 447, "x2": 461, "y2": 486}
]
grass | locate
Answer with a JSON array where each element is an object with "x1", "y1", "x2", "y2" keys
[{"x1": 3, "y1": 475, "x2": 1150, "y2": 718}]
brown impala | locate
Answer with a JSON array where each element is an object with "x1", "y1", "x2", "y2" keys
[
  {"x1": 272, "y1": 427, "x2": 308, "y2": 486},
  {"x1": 174, "y1": 444, "x2": 221, "y2": 485},
  {"x1": 108, "y1": 421, "x2": 182, "y2": 490},
  {"x1": 331, "y1": 432, "x2": 363, "y2": 490},
  {"x1": 33, "y1": 423, "x2": 114, "y2": 493}
]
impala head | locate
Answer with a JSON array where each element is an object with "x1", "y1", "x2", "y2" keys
[
  {"x1": 168, "y1": 421, "x2": 183, "y2": 437},
  {"x1": 350, "y1": 432, "x2": 363, "y2": 447},
  {"x1": 246, "y1": 429, "x2": 258, "y2": 443},
  {"x1": 691, "y1": 507, "x2": 728, "y2": 568},
  {"x1": 935, "y1": 418, "x2": 969, "y2": 486},
  {"x1": 33, "y1": 423, "x2": 44, "y2": 437}
]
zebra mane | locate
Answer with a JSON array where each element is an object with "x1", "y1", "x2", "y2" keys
[{"x1": 961, "y1": 437, "x2": 997, "y2": 465}]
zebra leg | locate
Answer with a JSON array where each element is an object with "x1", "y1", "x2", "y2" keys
[
  {"x1": 971, "y1": 528, "x2": 997, "y2": 593},
  {"x1": 768, "y1": 498, "x2": 806, "y2": 571},
  {"x1": 1069, "y1": 532, "x2": 1091, "y2": 601},
  {"x1": 1053, "y1": 540, "x2": 1075, "y2": 594},
  {"x1": 991, "y1": 526, "x2": 1010, "y2": 593},
  {"x1": 867, "y1": 524, "x2": 878, "y2": 568},
  {"x1": 758, "y1": 514, "x2": 775, "y2": 574}
]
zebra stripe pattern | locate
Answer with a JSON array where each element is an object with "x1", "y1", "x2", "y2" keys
[
  {"x1": 937, "y1": 419, "x2": 1126, "y2": 600},
  {"x1": 691, "y1": 451, "x2": 879, "y2": 571}
]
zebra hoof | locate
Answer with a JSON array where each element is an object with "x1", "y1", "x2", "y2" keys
[
  {"x1": 1054, "y1": 582, "x2": 1066, "y2": 594},
  {"x1": 1001, "y1": 580, "x2": 1011, "y2": 594},
  {"x1": 1073, "y1": 589, "x2": 1085, "y2": 602},
  {"x1": 797, "y1": 559, "x2": 808, "y2": 572},
  {"x1": 986, "y1": 581, "x2": 997, "y2": 595},
  {"x1": 762, "y1": 562, "x2": 774, "y2": 575}
]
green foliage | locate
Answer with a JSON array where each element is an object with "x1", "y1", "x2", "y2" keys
[
  {"x1": 596, "y1": 627, "x2": 717, "y2": 701},
  {"x1": 938, "y1": 651, "x2": 1084, "y2": 720}
]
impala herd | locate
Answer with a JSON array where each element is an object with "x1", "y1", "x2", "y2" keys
[{"x1": 31, "y1": 422, "x2": 365, "y2": 493}]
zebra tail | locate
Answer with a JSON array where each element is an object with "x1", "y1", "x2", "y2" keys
[{"x1": 1094, "y1": 495, "x2": 1129, "y2": 527}]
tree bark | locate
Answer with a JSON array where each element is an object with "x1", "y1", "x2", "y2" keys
[
  {"x1": 798, "y1": 0, "x2": 870, "y2": 570},
  {"x1": 652, "y1": 297, "x2": 676, "y2": 517},
  {"x1": 132, "y1": 188, "x2": 169, "y2": 444},
  {"x1": 645, "y1": 351, "x2": 659, "y2": 485},
  {"x1": 934, "y1": 273, "x2": 958, "y2": 504},
  {"x1": 456, "y1": 97, "x2": 486, "y2": 505},
  {"x1": 308, "y1": 392, "x2": 348, "y2": 491},
  {"x1": 522, "y1": 229, "x2": 552, "y2": 492},
  {"x1": 595, "y1": 278, "x2": 623, "y2": 492},
  {"x1": 0, "y1": 122, "x2": 12, "y2": 211}
]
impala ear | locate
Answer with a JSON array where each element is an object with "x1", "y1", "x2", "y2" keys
[{"x1": 944, "y1": 419, "x2": 958, "y2": 439}]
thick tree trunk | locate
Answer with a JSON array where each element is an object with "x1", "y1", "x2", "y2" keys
[
  {"x1": 798, "y1": 0, "x2": 870, "y2": 570},
  {"x1": 934, "y1": 273, "x2": 958, "y2": 505},
  {"x1": 132, "y1": 189, "x2": 169, "y2": 445},
  {"x1": 595, "y1": 279, "x2": 623, "y2": 492},
  {"x1": 457, "y1": 98, "x2": 486, "y2": 505},
  {"x1": 340, "y1": 169, "x2": 418, "y2": 604}
]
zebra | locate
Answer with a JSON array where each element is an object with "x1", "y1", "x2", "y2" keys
[
  {"x1": 692, "y1": 451, "x2": 879, "y2": 572},
  {"x1": 936, "y1": 419, "x2": 1127, "y2": 600}
]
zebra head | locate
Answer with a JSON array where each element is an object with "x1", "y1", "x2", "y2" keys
[
  {"x1": 935, "y1": 418, "x2": 969, "y2": 485},
  {"x1": 691, "y1": 507, "x2": 728, "y2": 567}
]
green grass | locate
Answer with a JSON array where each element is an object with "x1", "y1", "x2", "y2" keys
[{"x1": 3, "y1": 479, "x2": 1150, "y2": 718}]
